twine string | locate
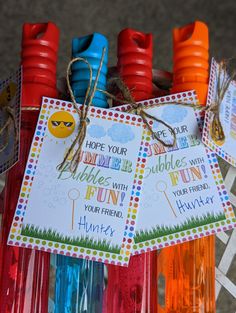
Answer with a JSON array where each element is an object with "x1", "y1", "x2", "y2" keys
[
  {"x1": 61, "y1": 74, "x2": 203, "y2": 173},
  {"x1": 100, "y1": 77, "x2": 206, "y2": 147},
  {"x1": 0, "y1": 83, "x2": 18, "y2": 153},
  {"x1": 60, "y1": 57, "x2": 236, "y2": 173},
  {"x1": 209, "y1": 59, "x2": 236, "y2": 143},
  {"x1": 138, "y1": 109, "x2": 177, "y2": 147},
  {"x1": 111, "y1": 78, "x2": 178, "y2": 147},
  {"x1": 58, "y1": 47, "x2": 107, "y2": 173},
  {"x1": 0, "y1": 110, "x2": 13, "y2": 153}
]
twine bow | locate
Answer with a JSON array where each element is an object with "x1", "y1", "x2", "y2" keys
[
  {"x1": 0, "y1": 82, "x2": 18, "y2": 153},
  {"x1": 208, "y1": 59, "x2": 236, "y2": 144},
  {"x1": 57, "y1": 47, "x2": 107, "y2": 173},
  {"x1": 104, "y1": 78, "x2": 177, "y2": 147}
]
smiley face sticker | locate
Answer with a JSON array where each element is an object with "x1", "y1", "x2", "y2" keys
[{"x1": 48, "y1": 111, "x2": 75, "y2": 138}]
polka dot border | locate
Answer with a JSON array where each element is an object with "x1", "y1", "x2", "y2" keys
[
  {"x1": 132, "y1": 217, "x2": 236, "y2": 255},
  {"x1": 111, "y1": 91, "x2": 236, "y2": 255},
  {"x1": 7, "y1": 97, "x2": 150, "y2": 267}
]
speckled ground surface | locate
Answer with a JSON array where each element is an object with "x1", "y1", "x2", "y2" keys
[{"x1": 0, "y1": 0, "x2": 236, "y2": 311}]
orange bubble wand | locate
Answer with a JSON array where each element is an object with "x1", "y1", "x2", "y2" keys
[{"x1": 158, "y1": 20, "x2": 216, "y2": 313}]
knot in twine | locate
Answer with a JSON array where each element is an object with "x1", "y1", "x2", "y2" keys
[
  {"x1": 57, "y1": 47, "x2": 107, "y2": 173},
  {"x1": 0, "y1": 82, "x2": 18, "y2": 153},
  {"x1": 106, "y1": 77, "x2": 177, "y2": 148},
  {"x1": 208, "y1": 59, "x2": 236, "y2": 144}
]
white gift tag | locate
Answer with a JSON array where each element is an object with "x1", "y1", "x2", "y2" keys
[
  {"x1": 114, "y1": 91, "x2": 235, "y2": 254},
  {"x1": 8, "y1": 97, "x2": 150, "y2": 266},
  {"x1": 203, "y1": 58, "x2": 236, "y2": 167}
]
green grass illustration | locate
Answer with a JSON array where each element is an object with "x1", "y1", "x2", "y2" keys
[
  {"x1": 135, "y1": 212, "x2": 226, "y2": 243},
  {"x1": 21, "y1": 224, "x2": 121, "y2": 254}
]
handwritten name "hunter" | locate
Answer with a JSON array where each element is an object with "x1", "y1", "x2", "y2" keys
[
  {"x1": 176, "y1": 195, "x2": 214, "y2": 214},
  {"x1": 78, "y1": 215, "x2": 115, "y2": 237}
]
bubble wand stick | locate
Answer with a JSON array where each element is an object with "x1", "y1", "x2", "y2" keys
[
  {"x1": 103, "y1": 28, "x2": 158, "y2": 313},
  {"x1": 68, "y1": 189, "x2": 80, "y2": 230},
  {"x1": 157, "y1": 21, "x2": 216, "y2": 313},
  {"x1": 53, "y1": 32, "x2": 109, "y2": 313},
  {"x1": 156, "y1": 181, "x2": 177, "y2": 218}
]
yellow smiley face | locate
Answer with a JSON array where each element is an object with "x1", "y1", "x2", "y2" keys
[{"x1": 48, "y1": 111, "x2": 75, "y2": 138}]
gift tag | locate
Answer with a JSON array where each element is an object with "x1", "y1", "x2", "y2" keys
[
  {"x1": 8, "y1": 97, "x2": 149, "y2": 266},
  {"x1": 0, "y1": 68, "x2": 21, "y2": 174},
  {"x1": 115, "y1": 91, "x2": 235, "y2": 254},
  {"x1": 203, "y1": 58, "x2": 236, "y2": 167}
]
